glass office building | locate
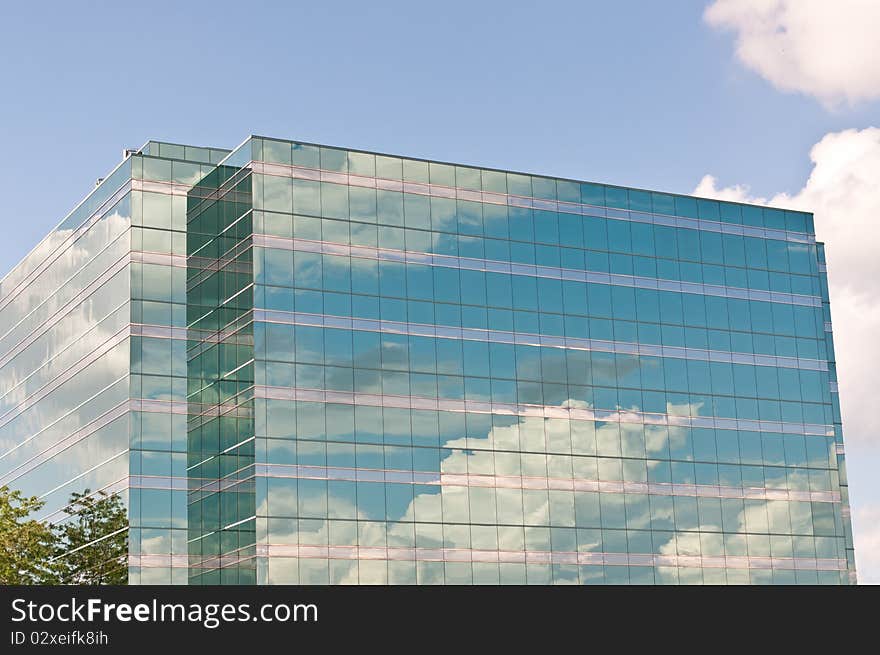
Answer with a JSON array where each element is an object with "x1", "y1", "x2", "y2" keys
[
  {"x1": 0, "y1": 136, "x2": 856, "y2": 584},
  {"x1": 0, "y1": 141, "x2": 229, "y2": 584}
]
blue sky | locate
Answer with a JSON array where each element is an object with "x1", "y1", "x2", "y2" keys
[
  {"x1": 1, "y1": 0, "x2": 873, "y2": 231},
  {"x1": 1, "y1": 0, "x2": 878, "y2": 581}
]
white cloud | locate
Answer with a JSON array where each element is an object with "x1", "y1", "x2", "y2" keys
[
  {"x1": 704, "y1": 0, "x2": 880, "y2": 107},
  {"x1": 693, "y1": 176, "x2": 766, "y2": 204},
  {"x1": 852, "y1": 505, "x2": 880, "y2": 584},
  {"x1": 695, "y1": 126, "x2": 880, "y2": 583},
  {"x1": 695, "y1": 127, "x2": 880, "y2": 451}
]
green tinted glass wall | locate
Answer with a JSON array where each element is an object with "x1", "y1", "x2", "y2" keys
[
  {"x1": 0, "y1": 142, "x2": 229, "y2": 585},
  {"x1": 238, "y1": 136, "x2": 854, "y2": 585},
  {"x1": 129, "y1": 146, "x2": 229, "y2": 584},
  {"x1": 0, "y1": 135, "x2": 855, "y2": 585},
  {"x1": 186, "y1": 163, "x2": 255, "y2": 584},
  {"x1": 0, "y1": 172, "x2": 132, "y2": 582}
]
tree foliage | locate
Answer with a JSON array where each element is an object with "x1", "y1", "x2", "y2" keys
[
  {"x1": 53, "y1": 489, "x2": 129, "y2": 585},
  {"x1": 0, "y1": 485, "x2": 59, "y2": 584},
  {"x1": 0, "y1": 485, "x2": 128, "y2": 585}
]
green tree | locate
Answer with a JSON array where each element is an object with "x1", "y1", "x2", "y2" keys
[
  {"x1": 53, "y1": 489, "x2": 129, "y2": 585},
  {"x1": 0, "y1": 485, "x2": 59, "y2": 584}
]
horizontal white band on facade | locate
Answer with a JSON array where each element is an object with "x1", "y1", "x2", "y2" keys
[
  {"x1": 131, "y1": 249, "x2": 189, "y2": 269},
  {"x1": 253, "y1": 463, "x2": 841, "y2": 503},
  {"x1": 254, "y1": 308, "x2": 830, "y2": 372},
  {"x1": 254, "y1": 385, "x2": 836, "y2": 437},
  {"x1": 180, "y1": 544, "x2": 848, "y2": 574},
  {"x1": 132, "y1": 323, "x2": 191, "y2": 341},
  {"x1": 128, "y1": 470, "x2": 840, "y2": 504},
  {"x1": 130, "y1": 398, "x2": 191, "y2": 415},
  {"x1": 250, "y1": 160, "x2": 817, "y2": 246},
  {"x1": 132, "y1": 178, "x2": 195, "y2": 197},
  {"x1": 254, "y1": 234, "x2": 822, "y2": 308},
  {"x1": 206, "y1": 542, "x2": 845, "y2": 572},
  {"x1": 128, "y1": 554, "x2": 190, "y2": 569},
  {"x1": 144, "y1": 463, "x2": 840, "y2": 503}
]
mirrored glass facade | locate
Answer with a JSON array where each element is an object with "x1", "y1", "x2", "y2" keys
[
  {"x1": 0, "y1": 141, "x2": 228, "y2": 584},
  {"x1": 0, "y1": 135, "x2": 856, "y2": 584}
]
